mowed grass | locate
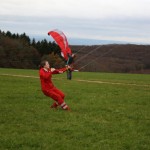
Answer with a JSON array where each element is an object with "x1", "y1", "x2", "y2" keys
[{"x1": 0, "y1": 68, "x2": 150, "y2": 150}]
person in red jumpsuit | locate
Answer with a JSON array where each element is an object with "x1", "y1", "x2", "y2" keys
[{"x1": 39, "y1": 60, "x2": 70, "y2": 110}]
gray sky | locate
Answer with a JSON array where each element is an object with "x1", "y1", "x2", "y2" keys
[{"x1": 1, "y1": 0, "x2": 150, "y2": 44}]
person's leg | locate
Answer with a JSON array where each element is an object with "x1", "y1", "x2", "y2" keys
[
  {"x1": 66, "y1": 69, "x2": 69, "y2": 79},
  {"x1": 69, "y1": 70, "x2": 72, "y2": 80},
  {"x1": 52, "y1": 87, "x2": 65, "y2": 99},
  {"x1": 52, "y1": 88, "x2": 70, "y2": 110},
  {"x1": 50, "y1": 102, "x2": 58, "y2": 108},
  {"x1": 67, "y1": 69, "x2": 72, "y2": 80},
  {"x1": 50, "y1": 88, "x2": 65, "y2": 108},
  {"x1": 44, "y1": 89, "x2": 70, "y2": 110}
]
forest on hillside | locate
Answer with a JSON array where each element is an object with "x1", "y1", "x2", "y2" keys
[
  {"x1": 0, "y1": 30, "x2": 65, "y2": 69},
  {"x1": 0, "y1": 30, "x2": 150, "y2": 73},
  {"x1": 71, "y1": 45, "x2": 150, "y2": 74}
]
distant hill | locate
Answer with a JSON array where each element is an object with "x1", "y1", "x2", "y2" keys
[
  {"x1": 68, "y1": 38, "x2": 129, "y2": 45},
  {"x1": 70, "y1": 44, "x2": 150, "y2": 74},
  {"x1": 31, "y1": 35, "x2": 148, "y2": 45},
  {"x1": 1, "y1": 30, "x2": 150, "y2": 73}
]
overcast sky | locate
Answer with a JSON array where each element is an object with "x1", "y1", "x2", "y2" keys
[{"x1": 0, "y1": 0, "x2": 150, "y2": 44}]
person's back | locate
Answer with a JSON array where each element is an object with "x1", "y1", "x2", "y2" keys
[{"x1": 66, "y1": 53, "x2": 75, "y2": 65}]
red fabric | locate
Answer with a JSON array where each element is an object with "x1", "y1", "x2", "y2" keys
[
  {"x1": 48, "y1": 29, "x2": 72, "y2": 60},
  {"x1": 39, "y1": 68, "x2": 66, "y2": 105},
  {"x1": 58, "y1": 67, "x2": 67, "y2": 72},
  {"x1": 43, "y1": 87, "x2": 65, "y2": 105}
]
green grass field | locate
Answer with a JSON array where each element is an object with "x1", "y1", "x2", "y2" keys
[{"x1": 0, "y1": 68, "x2": 150, "y2": 150}]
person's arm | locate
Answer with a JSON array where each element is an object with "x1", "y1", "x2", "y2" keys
[{"x1": 51, "y1": 68, "x2": 67, "y2": 74}]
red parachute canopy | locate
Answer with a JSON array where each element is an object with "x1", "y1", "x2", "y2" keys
[{"x1": 48, "y1": 29, "x2": 72, "y2": 61}]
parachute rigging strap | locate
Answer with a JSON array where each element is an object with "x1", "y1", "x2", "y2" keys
[
  {"x1": 78, "y1": 46, "x2": 117, "y2": 71},
  {"x1": 74, "y1": 46, "x2": 87, "y2": 55},
  {"x1": 74, "y1": 45, "x2": 103, "y2": 64}
]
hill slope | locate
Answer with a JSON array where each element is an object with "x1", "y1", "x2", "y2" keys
[{"x1": 71, "y1": 44, "x2": 150, "y2": 73}]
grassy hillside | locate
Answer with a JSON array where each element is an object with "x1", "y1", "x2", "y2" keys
[
  {"x1": 71, "y1": 44, "x2": 150, "y2": 73},
  {"x1": 0, "y1": 68, "x2": 150, "y2": 149}
]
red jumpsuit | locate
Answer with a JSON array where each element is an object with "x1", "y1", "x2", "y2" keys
[{"x1": 39, "y1": 68, "x2": 68, "y2": 109}]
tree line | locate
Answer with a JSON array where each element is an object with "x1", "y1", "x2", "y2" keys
[
  {"x1": 0, "y1": 30, "x2": 65, "y2": 69},
  {"x1": 1, "y1": 30, "x2": 150, "y2": 73}
]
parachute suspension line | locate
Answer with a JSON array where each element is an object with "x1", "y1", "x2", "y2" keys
[
  {"x1": 74, "y1": 45, "x2": 103, "y2": 64},
  {"x1": 74, "y1": 46, "x2": 86, "y2": 55},
  {"x1": 78, "y1": 47, "x2": 115, "y2": 71}
]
